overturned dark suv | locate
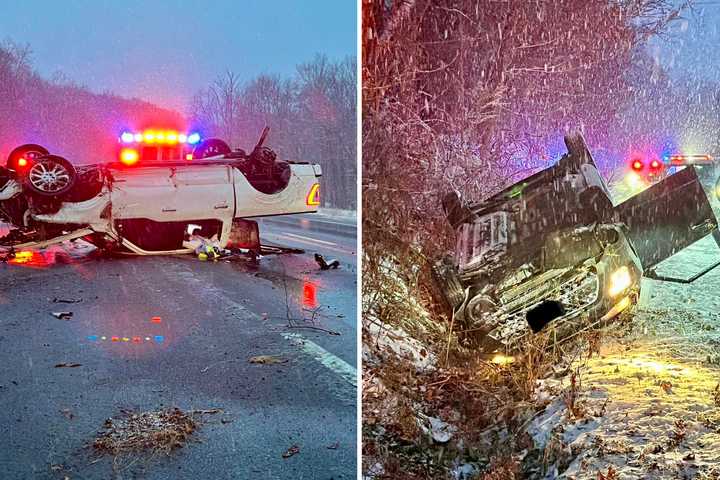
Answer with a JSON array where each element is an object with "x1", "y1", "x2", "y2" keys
[{"x1": 434, "y1": 133, "x2": 719, "y2": 353}]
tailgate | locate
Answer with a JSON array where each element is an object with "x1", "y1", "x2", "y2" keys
[{"x1": 614, "y1": 166, "x2": 718, "y2": 270}]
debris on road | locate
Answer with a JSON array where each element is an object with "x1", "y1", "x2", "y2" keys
[
  {"x1": 282, "y1": 445, "x2": 300, "y2": 458},
  {"x1": 249, "y1": 355, "x2": 288, "y2": 365},
  {"x1": 327, "y1": 442, "x2": 340, "y2": 449},
  {"x1": 54, "y1": 363, "x2": 81, "y2": 368},
  {"x1": 51, "y1": 297, "x2": 82, "y2": 304},
  {"x1": 51, "y1": 311, "x2": 73, "y2": 320},
  {"x1": 93, "y1": 407, "x2": 200, "y2": 458},
  {"x1": 314, "y1": 253, "x2": 340, "y2": 270},
  {"x1": 184, "y1": 233, "x2": 229, "y2": 261},
  {"x1": 417, "y1": 412, "x2": 457, "y2": 444},
  {"x1": 60, "y1": 408, "x2": 75, "y2": 419}
]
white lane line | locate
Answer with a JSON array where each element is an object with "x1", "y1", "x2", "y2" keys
[
  {"x1": 282, "y1": 332, "x2": 357, "y2": 387},
  {"x1": 174, "y1": 265, "x2": 357, "y2": 389},
  {"x1": 276, "y1": 232, "x2": 338, "y2": 246}
]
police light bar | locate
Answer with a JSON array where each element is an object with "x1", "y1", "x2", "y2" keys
[
  {"x1": 119, "y1": 130, "x2": 201, "y2": 145},
  {"x1": 666, "y1": 154, "x2": 714, "y2": 166}
]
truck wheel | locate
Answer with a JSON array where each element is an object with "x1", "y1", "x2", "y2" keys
[
  {"x1": 7, "y1": 144, "x2": 49, "y2": 172},
  {"x1": 192, "y1": 138, "x2": 231, "y2": 159},
  {"x1": 24, "y1": 155, "x2": 76, "y2": 197}
]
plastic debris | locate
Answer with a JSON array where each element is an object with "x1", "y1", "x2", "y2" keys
[
  {"x1": 51, "y1": 312, "x2": 73, "y2": 320},
  {"x1": 183, "y1": 233, "x2": 230, "y2": 261},
  {"x1": 314, "y1": 253, "x2": 340, "y2": 270}
]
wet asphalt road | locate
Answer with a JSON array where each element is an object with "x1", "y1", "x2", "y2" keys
[{"x1": 0, "y1": 215, "x2": 357, "y2": 479}]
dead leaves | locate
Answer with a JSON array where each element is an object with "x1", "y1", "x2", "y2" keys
[
  {"x1": 597, "y1": 465, "x2": 618, "y2": 480},
  {"x1": 249, "y1": 355, "x2": 287, "y2": 365},
  {"x1": 659, "y1": 380, "x2": 673, "y2": 394}
]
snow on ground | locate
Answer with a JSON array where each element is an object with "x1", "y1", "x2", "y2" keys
[
  {"x1": 530, "y1": 344, "x2": 720, "y2": 479},
  {"x1": 529, "y1": 212, "x2": 720, "y2": 479},
  {"x1": 363, "y1": 320, "x2": 437, "y2": 373}
]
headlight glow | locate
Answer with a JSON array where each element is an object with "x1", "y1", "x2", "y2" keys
[
  {"x1": 624, "y1": 171, "x2": 645, "y2": 190},
  {"x1": 608, "y1": 266, "x2": 632, "y2": 297}
]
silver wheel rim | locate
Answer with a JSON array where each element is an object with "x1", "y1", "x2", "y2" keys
[{"x1": 28, "y1": 160, "x2": 71, "y2": 193}]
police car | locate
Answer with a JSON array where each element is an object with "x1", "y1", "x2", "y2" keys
[{"x1": 0, "y1": 127, "x2": 321, "y2": 254}]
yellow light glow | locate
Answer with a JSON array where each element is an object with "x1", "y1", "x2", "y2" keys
[
  {"x1": 608, "y1": 266, "x2": 631, "y2": 297},
  {"x1": 11, "y1": 251, "x2": 34, "y2": 264},
  {"x1": 491, "y1": 354, "x2": 515, "y2": 365},
  {"x1": 601, "y1": 295, "x2": 632, "y2": 321},
  {"x1": 624, "y1": 171, "x2": 645, "y2": 191},
  {"x1": 120, "y1": 148, "x2": 139, "y2": 166}
]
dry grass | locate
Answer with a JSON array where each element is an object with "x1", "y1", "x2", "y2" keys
[{"x1": 92, "y1": 407, "x2": 222, "y2": 466}]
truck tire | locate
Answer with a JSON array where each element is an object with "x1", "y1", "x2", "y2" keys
[
  {"x1": 24, "y1": 155, "x2": 76, "y2": 197},
  {"x1": 192, "y1": 138, "x2": 231, "y2": 159},
  {"x1": 7, "y1": 144, "x2": 49, "y2": 172}
]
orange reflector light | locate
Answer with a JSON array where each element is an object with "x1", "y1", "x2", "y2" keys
[
  {"x1": 151, "y1": 316, "x2": 162, "y2": 323},
  {"x1": 185, "y1": 153, "x2": 193, "y2": 161},
  {"x1": 120, "y1": 148, "x2": 139, "y2": 165},
  {"x1": 17, "y1": 157, "x2": 28, "y2": 167},
  {"x1": 306, "y1": 183, "x2": 320, "y2": 206}
]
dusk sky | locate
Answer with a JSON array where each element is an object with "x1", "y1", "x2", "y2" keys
[{"x1": 0, "y1": 0, "x2": 356, "y2": 113}]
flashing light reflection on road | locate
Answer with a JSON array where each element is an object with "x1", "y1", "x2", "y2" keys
[{"x1": 303, "y1": 280, "x2": 319, "y2": 309}]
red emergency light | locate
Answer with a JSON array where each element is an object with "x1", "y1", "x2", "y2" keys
[{"x1": 631, "y1": 159, "x2": 643, "y2": 171}]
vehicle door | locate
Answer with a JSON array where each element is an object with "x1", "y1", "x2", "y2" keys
[{"x1": 613, "y1": 166, "x2": 718, "y2": 270}]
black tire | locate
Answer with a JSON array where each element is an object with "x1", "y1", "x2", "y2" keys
[
  {"x1": 192, "y1": 138, "x2": 231, "y2": 159},
  {"x1": 23, "y1": 155, "x2": 76, "y2": 197},
  {"x1": 7, "y1": 143, "x2": 49, "y2": 171}
]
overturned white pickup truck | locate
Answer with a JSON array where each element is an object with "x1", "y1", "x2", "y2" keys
[{"x1": 0, "y1": 128, "x2": 321, "y2": 254}]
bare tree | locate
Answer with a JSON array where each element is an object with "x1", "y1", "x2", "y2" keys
[{"x1": 190, "y1": 55, "x2": 357, "y2": 209}]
